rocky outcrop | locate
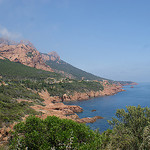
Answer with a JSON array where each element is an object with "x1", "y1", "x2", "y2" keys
[
  {"x1": 41, "y1": 51, "x2": 60, "y2": 62},
  {"x1": 0, "y1": 44, "x2": 53, "y2": 72},
  {"x1": 62, "y1": 84, "x2": 124, "y2": 102},
  {"x1": 91, "y1": 109, "x2": 96, "y2": 112},
  {"x1": 0, "y1": 124, "x2": 14, "y2": 146},
  {"x1": 30, "y1": 90, "x2": 103, "y2": 124},
  {"x1": 19, "y1": 40, "x2": 36, "y2": 50},
  {"x1": 30, "y1": 90, "x2": 83, "y2": 120},
  {"x1": 41, "y1": 53, "x2": 50, "y2": 62},
  {"x1": 0, "y1": 56, "x2": 4, "y2": 60},
  {"x1": 48, "y1": 51, "x2": 60, "y2": 61},
  {"x1": 76, "y1": 116, "x2": 104, "y2": 123}
]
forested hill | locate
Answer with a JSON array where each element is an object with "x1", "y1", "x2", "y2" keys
[
  {"x1": 42, "y1": 52, "x2": 107, "y2": 81},
  {"x1": 0, "y1": 59, "x2": 104, "y2": 126},
  {"x1": 0, "y1": 59, "x2": 61, "y2": 80}
]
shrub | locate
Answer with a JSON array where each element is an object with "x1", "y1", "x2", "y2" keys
[
  {"x1": 102, "y1": 105, "x2": 150, "y2": 150},
  {"x1": 10, "y1": 116, "x2": 102, "y2": 150}
]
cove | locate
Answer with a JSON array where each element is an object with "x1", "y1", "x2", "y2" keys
[{"x1": 64, "y1": 83, "x2": 150, "y2": 132}]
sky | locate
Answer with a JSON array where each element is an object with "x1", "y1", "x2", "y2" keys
[{"x1": 0, "y1": 0, "x2": 150, "y2": 82}]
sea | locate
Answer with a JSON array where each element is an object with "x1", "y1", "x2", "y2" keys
[{"x1": 64, "y1": 82, "x2": 150, "y2": 133}]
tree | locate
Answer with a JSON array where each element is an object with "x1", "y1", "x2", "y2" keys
[{"x1": 102, "y1": 105, "x2": 150, "y2": 150}]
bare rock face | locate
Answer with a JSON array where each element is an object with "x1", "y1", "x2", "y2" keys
[
  {"x1": 0, "y1": 44, "x2": 53, "y2": 72},
  {"x1": 0, "y1": 125, "x2": 14, "y2": 145},
  {"x1": 19, "y1": 40, "x2": 36, "y2": 50},
  {"x1": 41, "y1": 53, "x2": 50, "y2": 62},
  {"x1": 48, "y1": 51, "x2": 60, "y2": 61},
  {"x1": 76, "y1": 116, "x2": 104, "y2": 123},
  {"x1": 42, "y1": 51, "x2": 60, "y2": 62},
  {"x1": 0, "y1": 56, "x2": 4, "y2": 60},
  {"x1": 62, "y1": 81, "x2": 125, "y2": 102}
]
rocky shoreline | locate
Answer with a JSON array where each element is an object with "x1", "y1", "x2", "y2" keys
[
  {"x1": 62, "y1": 84, "x2": 124, "y2": 102},
  {"x1": 30, "y1": 82, "x2": 125, "y2": 124},
  {"x1": 0, "y1": 82, "x2": 136, "y2": 145}
]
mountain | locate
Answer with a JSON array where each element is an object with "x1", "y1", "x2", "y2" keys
[
  {"x1": 0, "y1": 38, "x2": 53, "y2": 72},
  {"x1": 42, "y1": 52, "x2": 107, "y2": 81},
  {"x1": 0, "y1": 38, "x2": 134, "y2": 84},
  {"x1": 0, "y1": 38, "x2": 107, "y2": 81},
  {"x1": 0, "y1": 37, "x2": 17, "y2": 47},
  {"x1": 0, "y1": 38, "x2": 136, "y2": 147}
]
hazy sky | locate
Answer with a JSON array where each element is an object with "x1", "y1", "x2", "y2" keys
[{"x1": 0, "y1": 0, "x2": 150, "y2": 82}]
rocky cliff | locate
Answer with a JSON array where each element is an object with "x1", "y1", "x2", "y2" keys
[
  {"x1": 30, "y1": 90, "x2": 103, "y2": 124},
  {"x1": 0, "y1": 42, "x2": 53, "y2": 72},
  {"x1": 41, "y1": 51, "x2": 60, "y2": 62},
  {"x1": 62, "y1": 82, "x2": 124, "y2": 102}
]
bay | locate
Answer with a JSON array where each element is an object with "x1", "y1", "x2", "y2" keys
[{"x1": 64, "y1": 83, "x2": 150, "y2": 132}]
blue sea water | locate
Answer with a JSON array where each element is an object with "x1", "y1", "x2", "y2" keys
[{"x1": 64, "y1": 83, "x2": 150, "y2": 132}]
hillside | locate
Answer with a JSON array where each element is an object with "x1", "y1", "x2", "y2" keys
[
  {"x1": 0, "y1": 59, "x2": 104, "y2": 126},
  {"x1": 0, "y1": 59, "x2": 61, "y2": 80},
  {"x1": 42, "y1": 52, "x2": 107, "y2": 81}
]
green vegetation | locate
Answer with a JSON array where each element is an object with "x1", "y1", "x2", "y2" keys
[
  {"x1": 8, "y1": 105, "x2": 150, "y2": 150},
  {"x1": 0, "y1": 59, "x2": 104, "y2": 97},
  {"x1": 0, "y1": 59, "x2": 61, "y2": 80},
  {"x1": 10, "y1": 116, "x2": 102, "y2": 150},
  {"x1": 0, "y1": 82, "x2": 43, "y2": 127},
  {"x1": 0, "y1": 59, "x2": 104, "y2": 127},
  {"x1": 0, "y1": 83, "x2": 43, "y2": 101},
  {"x1": 1, "y1": 58, "x2": 143, "y2": 149},
  {"x1": 101, "y1": 105, "x2": 150, "y2": 150},
  {"x1": 45, "y1": 59, "x2": 107, "y2": 81},
  {"x1": 23, "y1": 80, "x2": 104, "y2": 97},
  {"x1": 9, "y1": 105, "x2": 150, "y2": 150},
  {"x1": 0, "y1": 96, "x2": 38, "y2": 128}
]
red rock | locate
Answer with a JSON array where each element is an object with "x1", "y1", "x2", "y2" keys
[
  {"x1": 91, "y1": 109, "x2": 96, "y2": 112},
  {"x1": 2, "y1": 136, "x2": 8, "y2": 141},
  {"x1": 77, "y1": 116, "x2": 104, "y2": 123},
  {"x1": 0, "y1": 44, "x2": 53, "y2": 72},
  {"x1": 48, "y1": 51, "x2": 60, "y2": 61}
]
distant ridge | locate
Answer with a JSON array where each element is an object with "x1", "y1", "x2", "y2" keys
[
  {"x1": 42, "y1": 52, "x2": 107, "y2": 81},
  {"x1": 0, "y1": 37, "x2": 135, "y2": 84}
]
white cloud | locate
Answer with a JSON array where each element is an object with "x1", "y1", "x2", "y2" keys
[{"x1": 0, "y1": 25, "x2": 22, "y2": 40}]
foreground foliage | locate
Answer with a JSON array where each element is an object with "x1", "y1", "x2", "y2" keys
[
  {"x1": 101, "y1": 105, "x2": 150, "y2": 150},
  {"x1": 10, "y1": 116, "x2": 102, "y2": 150},
  {"x1": 8, "y1": 105, "x2": 150, "y2": 150}
]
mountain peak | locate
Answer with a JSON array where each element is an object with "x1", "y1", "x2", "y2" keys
[
  {"x1": 0, "y1": 37, "x2": 17, "y2": 47},
  {"x1": 19, "y1": 40, "x2": 36, "y2": 50},
  {"x1": 0, "y1": 37, "x2": 36, "y2": 50},
  {"x1": 48, "y1": 51, "x2": 60, "y2": 61},
  {"x1": 0, "y1": 41, "x2": 53, "y2": 72}
]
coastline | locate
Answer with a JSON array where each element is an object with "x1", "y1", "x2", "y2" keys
[
  {"x1": 0, "y1": 82, "x2": 136, "y2": 145},
  {"x1": 30, "y1": 82, "x2": 126, "y2": 124}
]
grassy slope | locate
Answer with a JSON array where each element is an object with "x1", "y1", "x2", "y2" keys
[
  {"x1": 0, "y1": 59, "x2": 61, "y2": 80},
  {"x1": 46, "y1": 59, "x2": 107, "y2": 81}
]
